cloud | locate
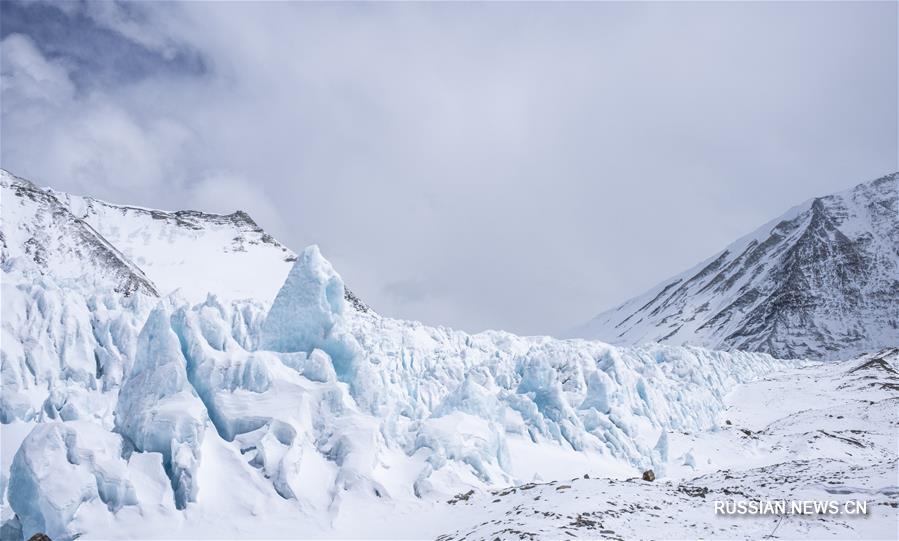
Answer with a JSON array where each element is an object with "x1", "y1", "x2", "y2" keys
[
  {"x1": 1, "y1": 35, "x2": 193, "y2": 201},
  {"x1": 1, "y1": 33, "x2": 74, "y2": 105},
  {"x1": 382, "y1": 278, "x2": 431, "y2": 305},
  {"x1": 1, "y1": 1, "x2": 896, "y2": 335},
  {"x1": 78, "y1": 1, "x2": 179, "y2": 56}
]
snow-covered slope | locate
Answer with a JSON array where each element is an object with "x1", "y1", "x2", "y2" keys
[
  {"x1": 437, "y1": 348, "x2": 899, "y2": 540},
  {"x1": 2, "y1": 242, "x2": 794, "y2": 540},
  {"x1": 51, "y1": 189, "x2": 293, "y2": 305},
  {"x1": 51, "y1": 182, "x2": 369, "y2": 310},
  {"x1": 572, "y1": 173, "x2": 899, "y2": 360},
  {"x1": 0, "y1": 171, "x2": 157, "y2": 297},
  {"x1": 0, "y1": 167, "x2": 367, "y2": 309}
]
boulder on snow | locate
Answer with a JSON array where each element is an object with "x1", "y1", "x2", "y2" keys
[{"x1": 642, "y1": 469, "x2": 656, "y2": 482}]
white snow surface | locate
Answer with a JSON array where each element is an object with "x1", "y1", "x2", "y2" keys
[
  {"x1": 0, "y1": 171, "x2": 157, "y2": 297},
  {"x1": 438, "y1": 349, "x2": 899, "y2": 540},
  {"x1": 51, "y1": 184, "x2": 296, "y2": 305}
]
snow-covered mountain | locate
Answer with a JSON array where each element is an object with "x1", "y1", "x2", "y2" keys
[
  {"x1": 53, "y1": 188, "x2": 295, "y2": 305},
  {"x1": 2, "y1": 169, "x2": 369, "y2": 310},
  {"x1": 1, "y1": 170, "x2": 895, "y2": 540},
  {"x1": 0, "y1": 172, "x2": 158, "y2": 297},
  {"x1": 572, "y1": 173, "x2": 899, "y2": 360}
]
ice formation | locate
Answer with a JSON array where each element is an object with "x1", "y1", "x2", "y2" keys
[
  {"x1": 1, "y1": 278, "x2": 152, "y2": 424},
  {"x1": 114, "y1": 299, "x2": 208, "y2": 509},
  {"x1": 8, "y1": 422, "x2": 136, "y2": 541},
  {"x1": 3, "y1": 163, "x2": 827, "y2": 541},
  {"x1": 259, "y1": 245, "x2": 362, "y2": 384},
  {"x1": 1, "y1": 244, "x2": 799, "y2": 539},
  {"x1": 260, "y1": 245, "x2": 345, "y2": 354}
]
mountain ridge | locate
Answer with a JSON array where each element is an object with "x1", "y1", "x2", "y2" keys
[
  {"x1": 571, "y1": 172, "x2": 899, "y2": 360},
  {"x1": 0, "y1": 170, "x2": 159, "y2": 297},
  {"x1": 1, "y1": 168, "x2": 370, "y2": 311}
]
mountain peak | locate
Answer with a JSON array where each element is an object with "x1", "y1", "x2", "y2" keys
[
  {"x1": 0, "y1": 169, "x2": 372, "y2": 311},
  {"x1": 571, "y1": 172, "x2": 899, "y2": 360}
]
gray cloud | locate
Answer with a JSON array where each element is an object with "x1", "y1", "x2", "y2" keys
[
  {"x1": 383, "y1": 279, "x2": 431, "y2": 305},
  {"x1": 1, "y1": 1, "x2": 896, "y2": 335}
]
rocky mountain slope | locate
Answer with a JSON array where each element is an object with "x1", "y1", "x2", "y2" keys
[
  {"x1": 572, "y1": 173, "x2": 899, "y2": 360},
  {"x1": 0, "y1": 171, "x2": 158, "y2": 297}
]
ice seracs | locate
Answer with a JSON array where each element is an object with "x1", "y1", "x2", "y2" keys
[
  {"x1": 3, "y1": 239, "x2": 795, "y2": 538},
  {"x1": 260, "y1": 244, "x2": 364, "y2": 384},
  {"x1": 260, "y1": 244, "x2": 347, "y2": 354},
  {"x1": 8, "y1": 422, "x2": 137, "y2": 541},
  {"x1": 0, "y1": 277, "x2": 152, "y2": 424},
  {"x1": 114, "y1": 299, "x2": 208, "y2": 509},
  {"x1": 434, "y1": 348, "x2": 899, "y2": 540}
]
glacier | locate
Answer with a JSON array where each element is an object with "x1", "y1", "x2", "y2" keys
[{"x1": 1, "y1": 238, "x2": 799, "y2": 540}]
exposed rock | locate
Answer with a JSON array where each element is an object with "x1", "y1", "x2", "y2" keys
[
  {"x1": 1, "y1": 170, "x2": 159, "y2": 297},
  {"x1": 573, "y1": 173, "x2": 899, "y2": 361}
]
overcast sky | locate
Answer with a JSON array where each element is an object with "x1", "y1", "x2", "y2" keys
[{"x1": 2, "y1": 1, "x2": 896, "y2": 335}]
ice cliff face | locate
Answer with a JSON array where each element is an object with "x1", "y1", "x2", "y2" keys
[
  {"x1": 8, "y1": 422, "x2": 137, "y2": 539},
  {"x1": 572, "y1": 173, "x2": 899, "y2": 360},
  {"x1": 114, "y1": 299, "x2": 208, "y2": 509},
  {"x1": 260, "y1": 245, "x2": 347, "y2": 354}
]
